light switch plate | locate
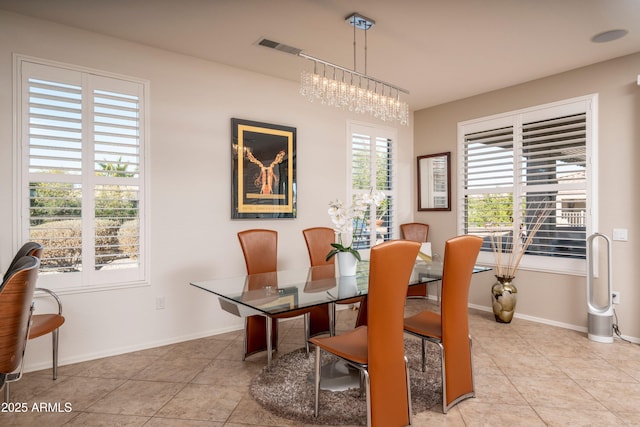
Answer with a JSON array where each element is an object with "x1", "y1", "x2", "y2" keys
[{"x1": 612, "y1": 228, "x2": 628, "y2": 241}]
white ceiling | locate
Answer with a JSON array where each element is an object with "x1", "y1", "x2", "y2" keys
[{"x1": 2, "y1": 0, "x2": 639, "y2": 110}]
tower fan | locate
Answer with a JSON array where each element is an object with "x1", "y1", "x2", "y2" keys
[{"x1": 586, "y1": 232, "x2": 613, "y2": 343}]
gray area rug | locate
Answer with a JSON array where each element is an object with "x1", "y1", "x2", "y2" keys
[{"x1": 249, "y1": 339, "x2": 441, "y2": 425}]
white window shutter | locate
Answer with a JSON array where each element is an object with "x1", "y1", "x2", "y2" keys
[
  {"x1": 18, "y1": 57, "x2": 147, "y2": 290},
  {"x1": 458, "y1": 96, "x2": 595, "y2": 275}
]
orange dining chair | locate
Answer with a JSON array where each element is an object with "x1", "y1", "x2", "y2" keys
[
  {"x1": 0, "y1": 256, "x2": 40, "y2": 402},
  {"x1": 400, "y1": 222, "x2": 437, "y2": 302},
  {"x1": 403, "y1": 234, "x2": 483, "y2": 413},
  {"x1": 302, "y1": 227, "x2": 364, "y2": 331},
  {"x1": 237, "y1": 229, "x2": 330, "y2": 362},
  {"x1": 302, "y1": 227, "x2": 336, "y2": 267},
  {"x1": 4, "y1": 242, "x2": 66, "y2": 383},
  {"x1": 309, "y1": 239, "x2": 420, "y2": 427}
]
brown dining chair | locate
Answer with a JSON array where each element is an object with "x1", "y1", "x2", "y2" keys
[
  {"x1": 400, "y1": 222, "x2": 436, "y2": 301},
  {"x1": 237, "y1": 229, "x2": 330, "y2": 361},
  {"x1": 403, "y1": 234, "x2": 483, "y2": 413},
  {"x1": 309, "y1": 239, "x2": 420, "y2": 427},
  {"x1": 0, "y1": 256, "x2": 40, "y2": 403},
  {"x1": 302, "y1": 227, "x2": 364, "y2": 331},
  {"x1": 4, "y1": 242, "x2": 65, "y2": 383},
  {"x1": 400, "y1": 222, "x2": 429, "y2": 243},
  {"x1": 302, "y1": 227, "x2": 336, "y2": 267}
]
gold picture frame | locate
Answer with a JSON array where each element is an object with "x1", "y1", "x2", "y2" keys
[{"x1": 231, "y1": 118, "x2": 296, "y2": 219}]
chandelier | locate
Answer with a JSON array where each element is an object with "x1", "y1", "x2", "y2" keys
[
  {"x1": 299, "y1": 13, "x2": 409, "y2": 125},
  {"x1": 259, "y1": 13, "x2": 409, "y2": 125}
]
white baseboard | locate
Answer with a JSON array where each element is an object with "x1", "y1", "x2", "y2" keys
[{"x1": 468, "y1": 303, "x2": 640, "y2": 344}]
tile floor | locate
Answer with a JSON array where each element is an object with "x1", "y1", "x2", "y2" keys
[{"x1": 2, "y1": 299, "x2": 640, "y2": 426}]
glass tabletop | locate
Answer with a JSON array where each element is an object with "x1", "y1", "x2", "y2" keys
[{"x1": 190, "y1": 260, "x2": 488, "y2": 316}]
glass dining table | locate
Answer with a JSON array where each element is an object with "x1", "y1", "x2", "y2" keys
[{"x1": 190, "y1": 259, "x2": 491, "y2": 370}]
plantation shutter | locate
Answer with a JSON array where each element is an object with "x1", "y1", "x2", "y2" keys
[
  {"x1": 24, "y1": 64, "x2": 84, "y2": 275},
  {"x1": 374, "y1": 135, "x2": 394, "y2": 244},
  {"x1": 459, "y1": 96, "x2": 594, "y2": 275},
  {"x1": 92, "y1": 80, "x2": 142, "y2": 272},
  {"x1": 520, "y1": 112, "x2": 587, "y2": 258},
  {"x1": 350, "y1": 123, "x2": 396, "y2": 249},
  {"x1": 20, "y1": 59, "x2": 146, "y2": 289},
  {"x1": 463, "y1": 124, "x2": 515, "y2": 246}
]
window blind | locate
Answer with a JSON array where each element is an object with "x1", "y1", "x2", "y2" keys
[
  {"x1": 19, "y1": 58, "x2": 147, "y2": 289},
  {"x1": 459, "y1": 96, "x2": 594, "y2": 275},
  {"x1": 350, "y1": 124, "x2": 396, "y2": 250}
]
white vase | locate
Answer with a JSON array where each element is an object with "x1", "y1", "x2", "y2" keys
[
  {"x1": 337, "y1": 252, "x2": 358, "y2": 276},
  {"x1": 338, "y1": 275, "x2": 358, "y2": 298}
]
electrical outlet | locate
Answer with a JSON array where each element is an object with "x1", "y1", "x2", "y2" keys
[
  {"x1": 156, "y1": 296, "x2": 166, "y2": 310},
  {"x1": 612, "y1": 228, "x2": 628, "y2": 241},
  {"x1": 612, "y1": 291, "x2": 620, "y2": 305}
]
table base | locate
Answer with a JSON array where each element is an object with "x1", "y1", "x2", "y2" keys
[{"x1": 307, "y1": 359, "x2": 361, "y2": 392}]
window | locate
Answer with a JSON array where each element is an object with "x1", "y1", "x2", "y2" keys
[
  {"x1": 458, "y1": 95, "x2": 596, "y2": 275},
  {"x1": 349, "y1": 122, "x2": 396, "y2": 250},
  {"x1": 16, "y1": 57, "x2": 148, "y2": 290}
]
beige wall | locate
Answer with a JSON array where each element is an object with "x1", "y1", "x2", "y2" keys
[
  {"x1": 0, "y1": 11, "x2": 415, "y2": 371},
  {"x1": 414, "y1": 53, "x2": 640, "y2": 340},
  {"x1": 2, "y1": 8, "x2": 638, "y2": 374}
]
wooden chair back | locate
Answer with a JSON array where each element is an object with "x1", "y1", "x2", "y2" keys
[
  {"x1": 4, "y1": 242, "x2": 43, "y2": 281},
  {"x1": 400, "y1": 223, "x2": 429, "y2": 243},
  {"x1": 0, "y1": 256, "x2": 39, "y2": 375}
]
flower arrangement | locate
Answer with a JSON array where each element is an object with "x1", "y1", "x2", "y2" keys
[
  {"x1": 326, "y1": 189, "x2": 386, "y2": 262},
  {"x1": 489, "y1": 207, "x2": 551, "y2": 278}
]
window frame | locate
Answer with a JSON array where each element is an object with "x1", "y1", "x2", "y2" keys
[
  {"x1": 13, "y1": 54, "x2": 150, "y2": 292},
  {"x1": 457, "y1": 94, "x2": 597, "y2": 276},
  {"x1": 347, "y1": 121, "x2": 398, "y2": 253}
]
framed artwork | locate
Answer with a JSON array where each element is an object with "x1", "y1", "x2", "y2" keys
[
  {"x1": 417, "y1": 152, "x2": 451, "y2": 211},
  {"x1": 231, "y1": 118, "x2": 296, "y2": 219}
]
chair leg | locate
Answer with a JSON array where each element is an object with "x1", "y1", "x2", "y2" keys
[
  {"x1": 52, "y1": 328, "x2": 59, "y2": 380},
  {"x1": 243, "y1": 316, "x2": 278, "y2": 366},
  {"x1": 421, "y1": 339, "x2": 427, "y2": 372},
  {"x1": 304, "y1": 312, "x2": 310, "y2": 355},
  {"x1": 3, "y1": 382, "x2": 9, "y2": 403},
  {"x1": 242, "y1": 318, "x2": 248, "y2": 361},
  {"x1": 330, "y1": 303, "x2": 336, "y2": 336},
  {"x1": 266, "y1": 316, "x2": 273, "y2": 369},
  {"x1": 404, "y1": 356, "x2": 413, "y2": 426},
  {"x1": 363, "y1": 369, "x2": 371, "y2": 427},
  {"x1": 438, "y1": 342, "x2": 447, "y2": 414},
  {"x1": 469, "y1": 336, "x2": 475, "y2": 397},
  {"x1": 313, "y1": 345, "x2": 321, "y2": 417}
]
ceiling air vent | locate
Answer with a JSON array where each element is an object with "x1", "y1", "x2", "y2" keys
[{"x1": 258, "y1": 38, "x2": 302, "y2": 56}]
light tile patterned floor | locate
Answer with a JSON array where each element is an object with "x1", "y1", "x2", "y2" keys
[{"x1": 2, "y1": 299, "x2": 639, "y2": 426}]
